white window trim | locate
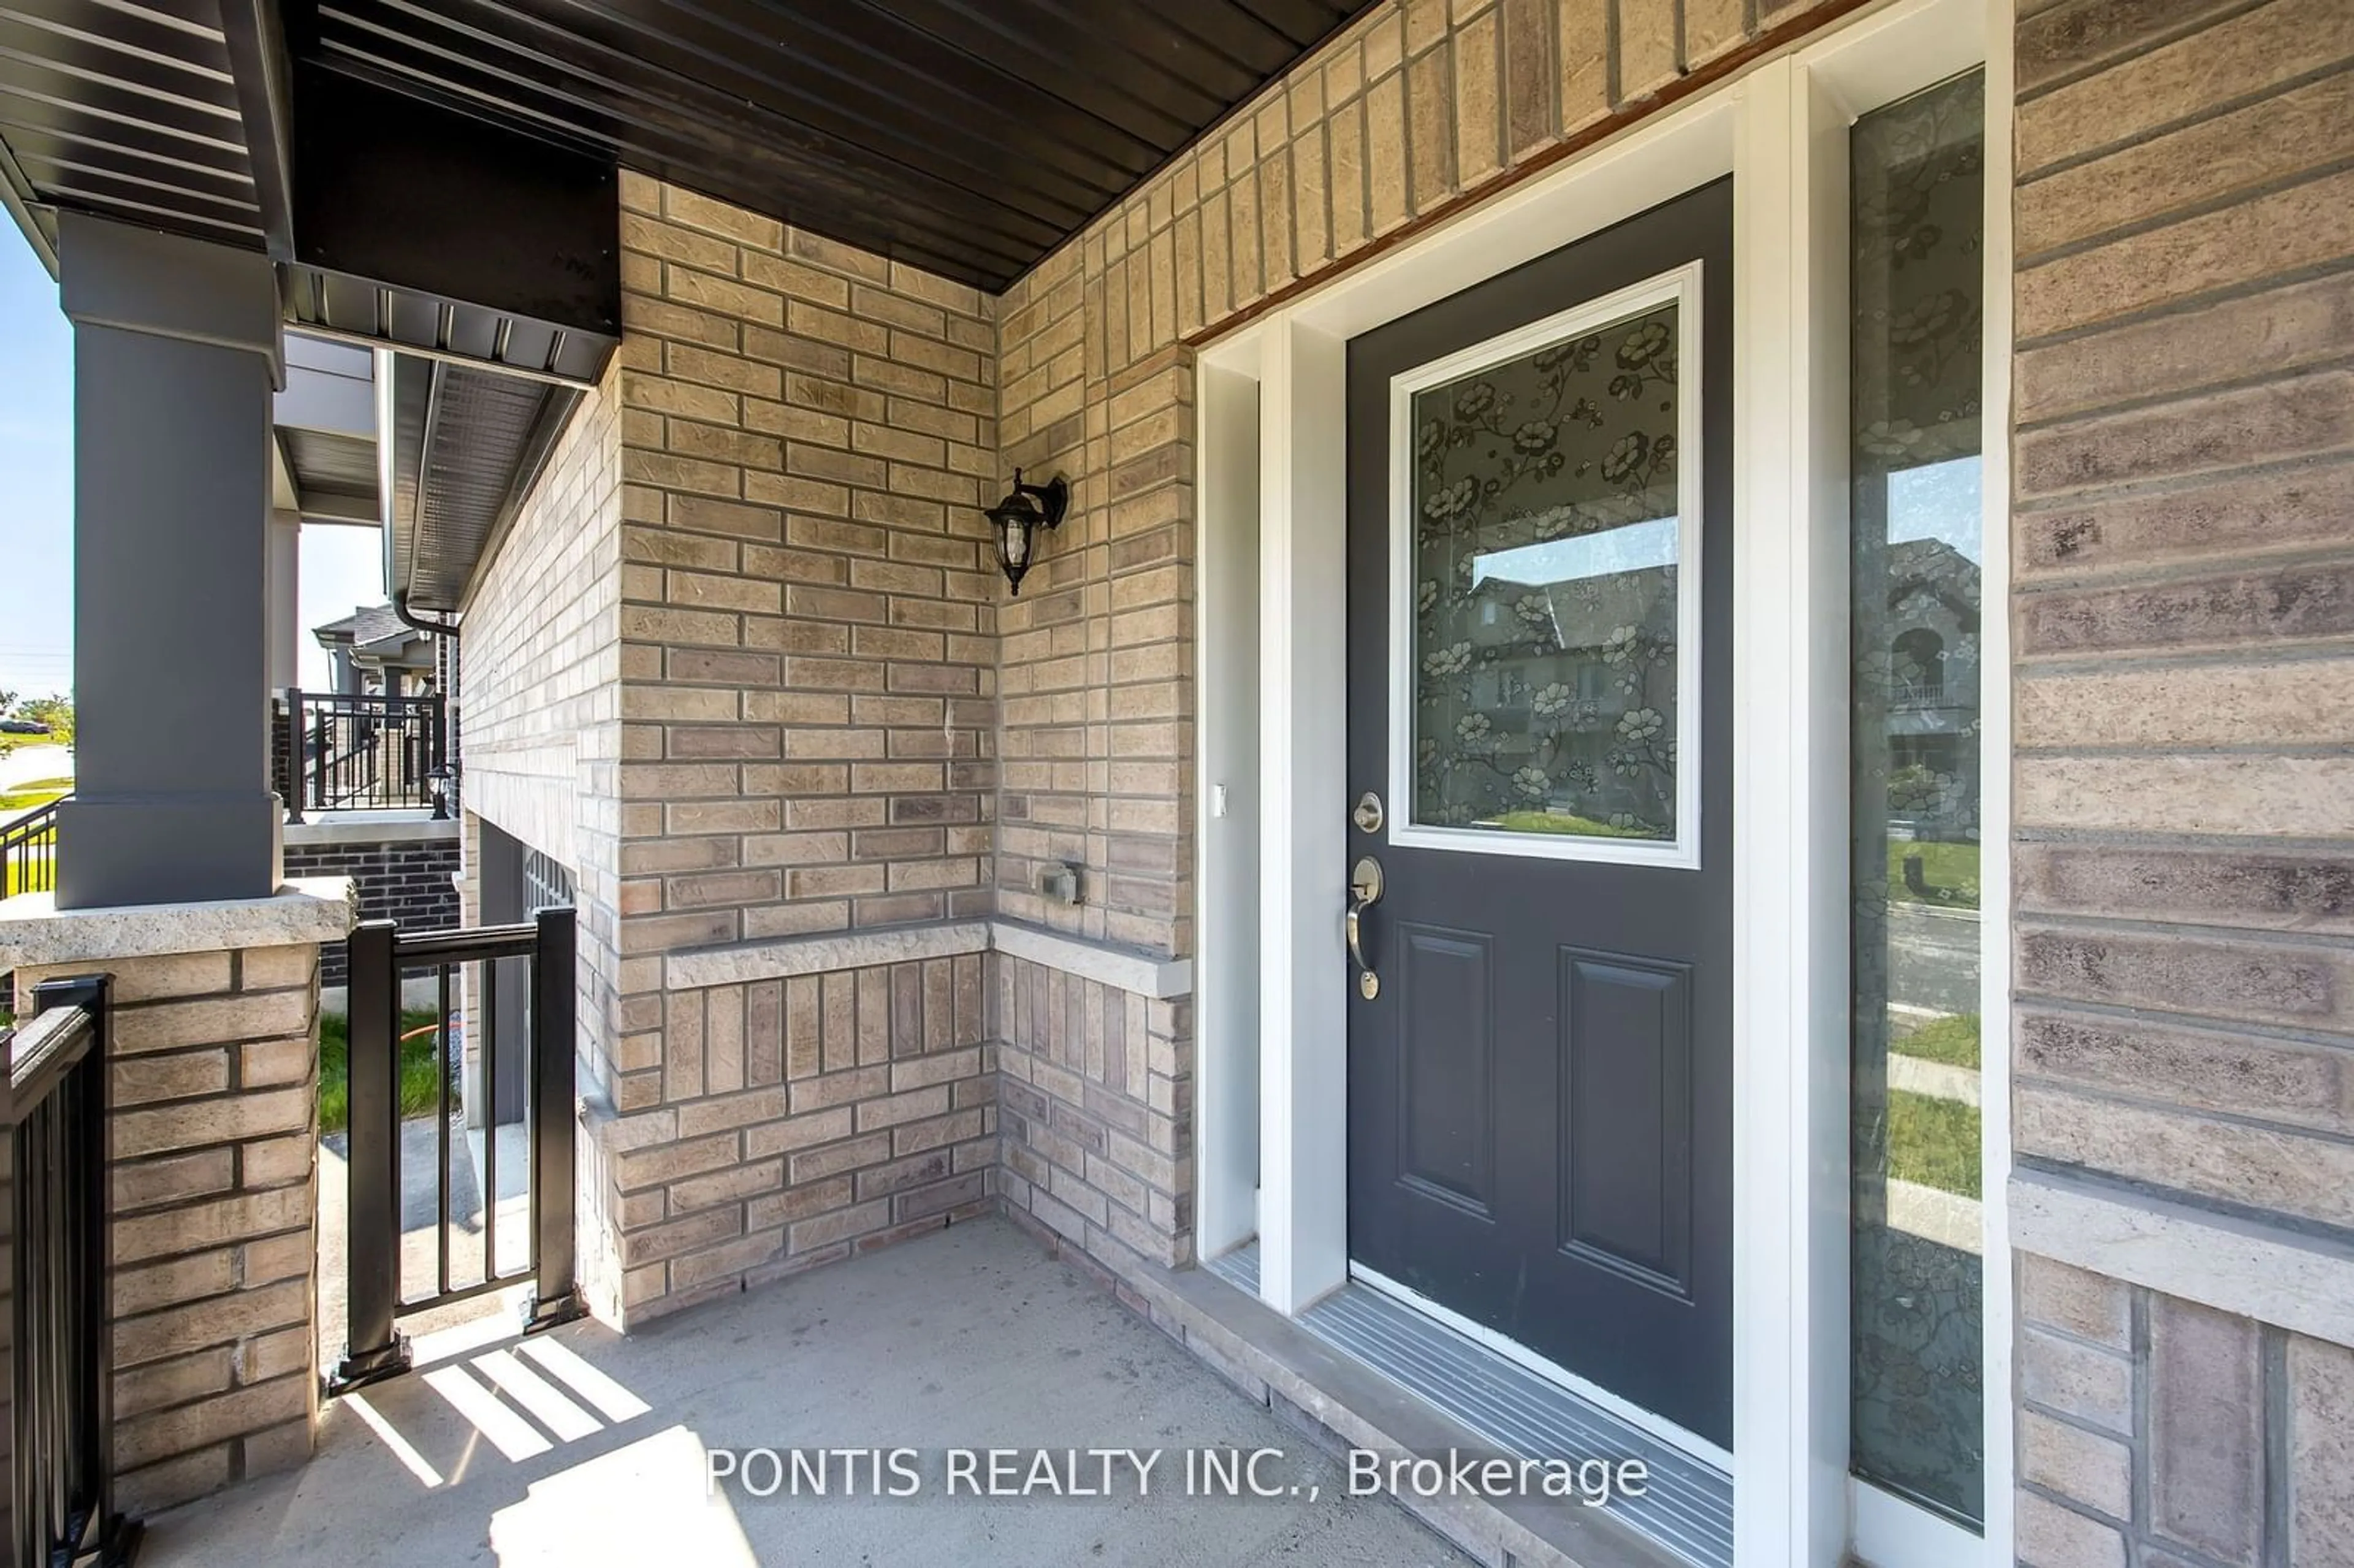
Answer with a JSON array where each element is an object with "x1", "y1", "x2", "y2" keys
[
  {"x1": 1192, "y1": 0, "x2": 2013, "y2": 1560},
  {"x1": 1385, "y1": 264, "x2": 1707, "y2": 870}
]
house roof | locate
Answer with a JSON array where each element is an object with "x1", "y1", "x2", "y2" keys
[{"x1": 312, "y1": 603, "x2": 410, "y2": 650}]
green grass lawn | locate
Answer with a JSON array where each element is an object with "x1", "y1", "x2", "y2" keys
[
  {"x1": 1, "y1": 778, "x2": 73, "y2": 815},
  {"x1": 1887, "y1": 1090, "x2": 1981, "y2": 1200},
  {"x1": 1887, "y1": 840, "x2": 1979, "y2": 908},
  {"x1": 1485, "y1": 810, "x2": 1664, "y2": 839},
  {"x1": 1892, "y1": 1012, "x2": 1981, "y2": 1070},
  {"x1": 319, "y1": 1008, "x2": 449, "y2": 1135}
]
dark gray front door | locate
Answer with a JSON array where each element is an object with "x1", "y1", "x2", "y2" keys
[{"x1": 1344, "y1": 180, "x2": 1734, "y2": 1448}]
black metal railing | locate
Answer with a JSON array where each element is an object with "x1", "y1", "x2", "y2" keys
[
  {"x1": 330, "y1": 907, "x2": 583, "y2": 1395},
  {"x1": 6, "y1": 977, "x2": 140, "y2": 1567},
  {"x1": 1, "y1": 798, "x2": 59, "y2": 899},
  {"x1": 1891, "y1": 677, "x2": 1949, "y2": 709},
  {"x1": 279, "y1": 691, "x2": 448, "y2": 821}
]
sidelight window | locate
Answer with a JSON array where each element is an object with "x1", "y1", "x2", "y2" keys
[{"x1": 1848, "y1": 66, "x2": 1987, "y2": 1532}]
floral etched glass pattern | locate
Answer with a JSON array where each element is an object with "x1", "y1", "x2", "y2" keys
[
  {"x1": 1407, "y1": 300, "x2": 1684, "y2": 845},
  {"x1": 1849, "y1": 69, "x2": 1986, "y2": 1531}
]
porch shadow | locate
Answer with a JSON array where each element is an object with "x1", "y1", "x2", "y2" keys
[{"x1": 139, "y1": 1217, "x2": 1476, "y2": 1568}]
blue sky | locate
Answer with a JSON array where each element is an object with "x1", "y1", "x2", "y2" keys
[
  {"x1": 1888, "y1": 456, "x2": 1984, "y2": 563},
  {"x1": 0, "y1": 226, "x2": 386, "y2": 698},
  {"x1": 0, "y1": 227, "x2": 72, "y2": 700}
]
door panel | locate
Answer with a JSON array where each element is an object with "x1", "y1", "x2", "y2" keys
[
  {"x1": 1561, "y1": 948, "x2": 1693, "y2": 1298},
  {"x1": 1346, "y1": 179, "x2": 1734, "y2": 1449},
  {"x1": 1396, "y1": 924, "x2": 1495, "y2": 1217}
]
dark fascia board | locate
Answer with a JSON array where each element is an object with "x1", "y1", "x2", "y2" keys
[
  {"x1": 291, "y1": 63, "x2": 619, "y2": 340},
  {"x1": 383, "y1": 351, "x2": 432, "y2": 607},
  {"x1": 298, "y1": 490, "x2": 379, "y2": 525},
  {"x1": 0, "y1": 135, "x2": 55, "y2": 276},
  {"x1": 218, "y1": 0, "x2": 297, "y2": 259}
]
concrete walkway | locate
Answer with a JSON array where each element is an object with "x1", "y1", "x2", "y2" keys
[
  {"x1": 145, "y1": 1217, "x2": 1474, "y2": 1567},
  {"x1": 0, "y1": 742, "x2": 70, "y2": 794}
]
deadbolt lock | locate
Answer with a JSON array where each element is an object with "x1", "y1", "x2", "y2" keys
[{"x1": 1352, "y1": 791, "x2": 1384, "y2": 834}]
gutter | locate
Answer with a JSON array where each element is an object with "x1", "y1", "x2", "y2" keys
[{"x1": 392, "y1": 592, "x2": 458, "y2": 638}]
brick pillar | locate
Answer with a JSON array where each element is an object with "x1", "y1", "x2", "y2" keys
[{"x1": 1, "y1": 880, "x2": 354, "y2": 1514}]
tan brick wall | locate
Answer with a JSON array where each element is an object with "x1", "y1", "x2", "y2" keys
[
  {"x1": 992, "y1": 0, "x2": 1870, "y2": 956},
  {"x1": 611, "y1": 173, "x2": 999, "y2": 967},
  {"x1": 457, "y1": 369, "x2": 627, "y2": 1099},
  {"x1": 2010, "y1": 0, "x2": 2354, "y2": 1558},
  {"x1": 13, "y1": 946, "x2": 324, "y2": 1515},
  {"x1": 458, "y1": 373, "x2": 623, "y2": 890},
  {"x1": 997, "y1": 956, "x2": 1193, "y2": 1271},
  {"x1": 2017, "y1": 1260, "x2": 2354, "y2": 1568},
  {"x1": 463, "y1": 177, "x2": 1006, "y2": 1319},
  {"x1": 608, "y1": 951, "x2": 996, "y2": 1319}
]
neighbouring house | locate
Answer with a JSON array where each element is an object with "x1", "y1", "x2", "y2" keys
[
  {"x1": 278, "y1": 603, "x2": 463, "y2": 989},
  {"x1": 1, "y1": 1, "x2": 2350, "y2": 1566},
  {"x1": 310, "y1": 604, "x2": 438, "y2": 700}
]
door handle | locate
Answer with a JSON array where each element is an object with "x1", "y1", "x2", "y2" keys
[{"x1": 1347, "y1": 856, "x2": 1384, "y2": 997}]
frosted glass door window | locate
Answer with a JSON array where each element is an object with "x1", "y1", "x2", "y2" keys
[{"x1": 1396, "y1": 273, "x2": 1702, "y2": 866}]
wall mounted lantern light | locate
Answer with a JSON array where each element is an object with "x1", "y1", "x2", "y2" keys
[{"x1": 985, "y1": 468, "x2": 1068, "y2": 595}]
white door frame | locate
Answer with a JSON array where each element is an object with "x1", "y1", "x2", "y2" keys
[{"x1": 1192, "y1": 1, "x2": 2013, "y2": 1561}]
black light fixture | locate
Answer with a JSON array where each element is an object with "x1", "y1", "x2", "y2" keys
[{"x1": 985, "y1": 468, "x2": 1068, "y2": 595}]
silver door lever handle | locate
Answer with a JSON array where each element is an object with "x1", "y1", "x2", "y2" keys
[{"x1": 1346, "y1": 856, "x2": 1384, "y2": 972}]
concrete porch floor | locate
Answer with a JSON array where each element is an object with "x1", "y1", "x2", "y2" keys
[{"x1": 143, "y1": 1217, "x2": 1476, "y2": 1567}]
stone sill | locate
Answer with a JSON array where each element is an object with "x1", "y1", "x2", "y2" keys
[
  {"x1": 284, "y1": 813, "x2": 459, "y2": 848},
  {"x1": 664, "y1": 917, "x2": 1192, "y2": 999},
  {"x1": 2012, "y1": 1166, "x2": 2354, "y2": 1350},
  {"x1": 0, "y1": 877, "x2": 359, "y2": 967}
]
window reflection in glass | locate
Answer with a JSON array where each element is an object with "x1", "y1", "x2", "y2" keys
[
  {"x1": 1849, "y1": 68, "x2": 1986, "y2": 1530},
  {"x1": 1409, "y1": 302, "x2": 1685, "y2": 843}
]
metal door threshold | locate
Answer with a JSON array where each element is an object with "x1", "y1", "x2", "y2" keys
[{"x1": 1205, "y1": 1244, "x2": 1733, "y2": 1568}]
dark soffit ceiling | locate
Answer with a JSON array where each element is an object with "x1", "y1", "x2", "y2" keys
[
  {"x1": 0, "y1": 0, "x2": 1375, "y2": 293},
  {"x1": 0, "y1": 0, "x2": 273, "y2": 261},
  {"x1": 291, "y1": 0, "x2": 1378, "y2": 291}
]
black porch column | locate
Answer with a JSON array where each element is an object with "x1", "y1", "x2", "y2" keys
[{"x1": 55, "y1": 213, "x2": 285, "y2": 908}]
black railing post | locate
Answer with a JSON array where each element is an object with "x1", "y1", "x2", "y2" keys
[
  {"x1": 20, "y1": 975, "x2": 139, "y2": 1568},
  {"x1": 522, "y1": 906, "x2": 584, "y2": 1334},
  {"x1": 428, "y1": 696, "x2": 449, "y2": 820},
  {"x1": 309, "y1": 707, "x2": 329, "y2": 818},
  {"x1": 329, "y1": 921, "x2": 411, "y2": 1393},
  {"x1": 283, "y1": 689, "x2": 305, "y2": 824}
]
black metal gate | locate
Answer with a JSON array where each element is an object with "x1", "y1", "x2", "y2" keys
[{"x1": 329, "y1": 907, "x2": 585, "y2": 1395}]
